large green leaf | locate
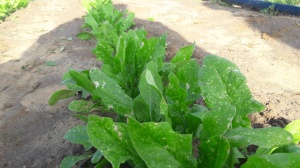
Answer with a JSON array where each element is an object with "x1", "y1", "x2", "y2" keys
[
  {"x1": 139, "y1": 61, "x2": 164, "y2": 122},
  {"x1": 224, "y1": 127, "x2": 294, "y2": 148},
  {"x1": 242, "y1": 153, "x2": 300, "y2": 168},
  {"x1": 89, "y1": 68, "x2": 132, "y2": 116},
  {"x1": 176, "y1": 59, "x2": 201, "y2": 102},
  {"x1": 63, "y1": 126, "x2": 92, "y2": 151},
  {"x1": 170, "y1": 44, "x2": 195, "y2": 63},
  {"x1": 199, "y1": 55, "x2": 265, "y2": 128},
  {"x1": 284, "y1": 119, "x2": 300, "y2": 144},
  {"x1": 165, "y1": 72, "x2": 188, "y2": 131},
  {"x1": 127, "y1": 118, "x2": 197, "y2": 168},
  {"x1": 48, "y1": 89, "x2": 77, "y2": 105},
  {"x1": 60, "y1": 154, "x2": 92, "y2": 168},
  {"x1": 198, "y1": 136, "x2": 230, "y2": 168},
  {"x1": 202, "y1": 104, "x2": 236, "y2": 138},
  {"x1": 87, "y1": 116, "x2": 146, "y2": 168},
  {"x1": 68, "y1": 100, "x2": 94, "y2": 113}
]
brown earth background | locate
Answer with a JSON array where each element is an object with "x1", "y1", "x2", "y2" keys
[{"x1": 0, "y1": 0, "x2": 299, "y2": 167}]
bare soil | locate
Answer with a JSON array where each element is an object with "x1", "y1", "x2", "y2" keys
[{"x1": 0, "y1": 0, "x2": 299, "y2": 167}]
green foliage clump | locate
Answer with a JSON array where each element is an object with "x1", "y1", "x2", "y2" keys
[
  {"x1": 265, "y1": 0, "x2": 300, "y2": 6},
  {"x1": 49, "y1": 0, "x2": 300, "y2": 168},
  {"x1": 0, "y1": 0, "x2": 31, "y2": 21}
]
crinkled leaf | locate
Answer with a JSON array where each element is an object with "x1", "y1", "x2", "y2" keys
[
  {"x1": 198, "y1": 136, "x2": 230, "y2": 168},
  {"x1": 77, "y1": 32, "x2": 93, "y2": 40},
  {"x1": 87, "y1": 116, "x2": 146, "y2": 168},
  {"x1": 92, "y1": 40, "x2": 114, "y2": 64},
  {"x1": 68, "y1": 100, "x2": 93, "y2": 113},
  {"x1": 225, "y1": 127, "x2": 294, "y2": 148},
  {"x1": 199, "y1": 55, "x2": 265, "y2": 128},
  {"x1": 127, "y1": 118, "x2": 197, "y2": 168},
  {"x1": 63, "y1": 126, "x2": 92, "y2": 151},
  {"x1": 242, "y1": 153, "x2": 300, "y2": 168},
  {"x1": 139, "y1": 62, "x2": 164, "y2": 122},
  {"x1": 48, "y1": 89, "x2": 77, "y2": 105},
  {"x1": 91, "y1": 150, "x2": 103, "y2": 164},
  {"x1": 202, "y1": 104, "x2": 236, "y2": 138},
  {"x1": 89, "y1": 68, "x2": 132, "y2": 116},
  {"x1": 60, "y1": 154, "x2": 92, "y2": 168},
  {"x1": 284, "y1": 119, "x2": 300, "y2": 143},
  {"x1": 170, "y1": 44, "x2": 195, "y2": 63}
]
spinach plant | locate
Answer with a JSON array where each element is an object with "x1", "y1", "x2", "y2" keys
[{"x1": 49, "y1": 0, "x2": 300, "y2": 167}]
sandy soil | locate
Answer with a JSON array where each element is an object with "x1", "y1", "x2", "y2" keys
[{"x1": 0, "y1": 0, "x2": 299, "y2": 167}]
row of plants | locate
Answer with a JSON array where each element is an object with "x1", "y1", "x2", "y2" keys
[
  {"x1": 0, "y1": 0, "x2": 31, "y2": 21},
  {"x1": 49, "y1": 0, "x2": 300, "y2": 167}
]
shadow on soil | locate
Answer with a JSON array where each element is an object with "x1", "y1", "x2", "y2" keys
[
  {"x1": 202, "y1": 2, "x2": 300, "y2": 50},
  {"x1": 0, "y1": 3, "x2": 208, "y2": 168}
]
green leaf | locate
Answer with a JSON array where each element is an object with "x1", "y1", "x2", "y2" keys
[
  {"x1": 165, "y1": 72, "x2": 187, "y2": 130},
  {"x1": 60, "y1": 154, "x2": 92, "y2": 168},
  {"x1": 127, "y1": 118, "x2": 197, "y2": 168},
  {"x1": 284, "y1": 119, "x2": 300, "y2": 144},
  {"x1": 199, "y1": 55, "x2": 265, "y2": 128},
  {"x1": 91, "y1": 150, "x2": 103, "y2": 164},
  {"x1": 202, "y1": 104, "x2": 236, "y2": 138},
  {"x1": 241, "y1": 155, "x2": 273, "y2": 168},
  {"x1": 62, "y1": 71, "x2": 83, "y2": 91},
  {"x1": 272, "y1": 145, "x2": 300, "y2": 154},
  {"x1": 48, "y1": 89, "x2": 77, "y2": 105},
  {"x1": 74, "y1": 114, "x2": 88, "y2": 122},
  {"x1": 68, "y1": 100, "x2": 93, "y2": 113},
  {"x1": 176, "y1": 59, "x2": 201, "y2": 102},
  {"x1": 45, "y1": 61, "x2": 57, "y2": 66},
  {"x1": 132, "y1": 95, "x2": 151, "y2": 122},
  {"x1": 87, "y1": 116, "x2": 146, "y2": 168},
  {"x1": 242, "y1": 153, "x2": 300, "y2": 168},
  {"x1": 170, "y1": 44, "x2": 195, "y2": 63},
  {"x1": 148, "y1": 18, "x2": 154, "y2": 21},
  {"x1": 69, "y1": 70, "x2": 95, "y2": 94},
  {"x1": 89, "y1": 68, "x2": 132, "y2": 116},
  {"x1": 77, "y1": 32, "x2": 93, "y2": 40},
  {"x1": 198, "y1": 136, "x2": 230, "y2": 168},
  {"x1": 225, "y1": 127, "x2": 294, "y2": 148},
  {"x1": 63, "y1": 126, "x2": 92, "y2": 151},
  {"x1": 139, "y1": 61, "x2": 164, "y2": 122},
  {"x1": 186, "y1": 105, "x2": 208, "y2": 135}
]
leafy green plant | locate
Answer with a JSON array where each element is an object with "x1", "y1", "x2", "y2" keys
[
  {"x1": 0, "y1": 0, "x2": 31, "y2": 21},
  {"x1": 260, "y1": 4, "x2": 279, "y2": 15},
  {"x1": 49, "y1": 0, "x2": 300, "y2": 167}
]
